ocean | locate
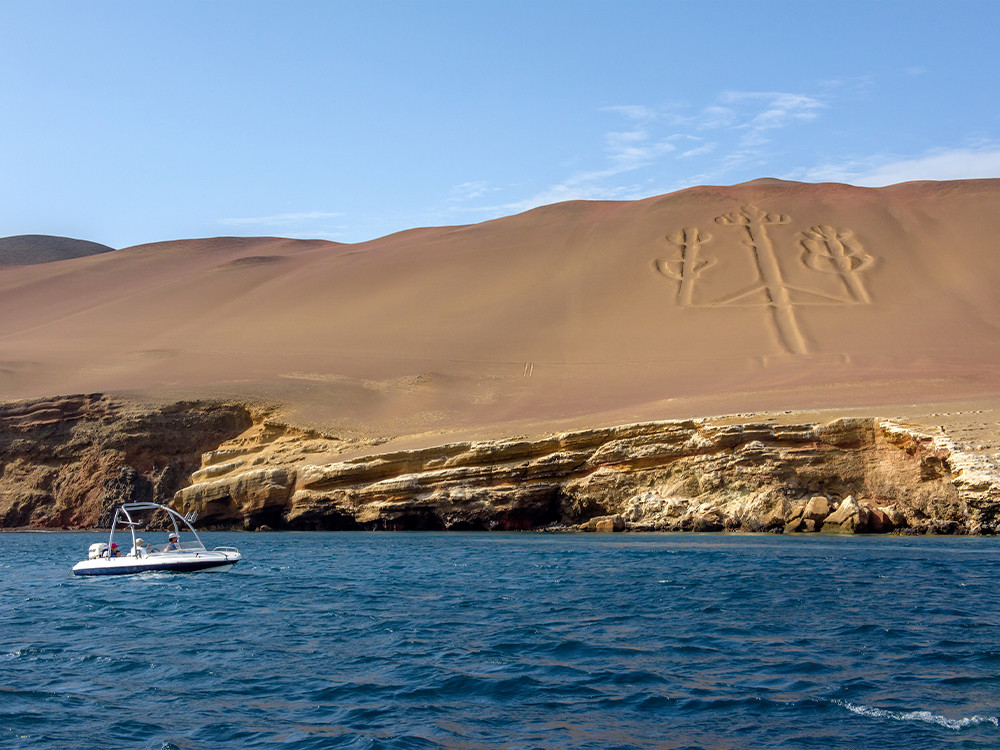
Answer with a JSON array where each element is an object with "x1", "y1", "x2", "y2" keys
[{"x1": 1, "y1": 532, "x2": 998, "y2": 749}]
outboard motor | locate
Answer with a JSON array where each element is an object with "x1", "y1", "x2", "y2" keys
[{"x1": 88, "y1": 543, "x2": 108, "y2": 560}]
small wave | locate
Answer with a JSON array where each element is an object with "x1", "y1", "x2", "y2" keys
[{"x1": 835, "y1": 700, "x2": 999, "y2": 730}]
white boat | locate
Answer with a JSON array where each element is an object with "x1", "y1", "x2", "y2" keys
[{"x1": 72, "y1": 502, "x2": 241, "y2": 576}]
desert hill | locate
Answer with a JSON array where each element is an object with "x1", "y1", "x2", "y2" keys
[
  {"x1": 0, "y1": 234, "x2": 116, "y2": 266},
  {"x1": 1, "y1": 179, "x2": 1000, "y2": 443},
  {"x1": 5, "y1": 179, "x2": 1000, "y2": 532}
]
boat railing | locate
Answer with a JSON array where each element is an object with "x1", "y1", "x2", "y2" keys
[{"x1": 212, "y1": 546, "x2": 240, "y2": 554}]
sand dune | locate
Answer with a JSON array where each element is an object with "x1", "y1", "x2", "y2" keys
[{"x1": 2, "y1": 179, "x2": 999, "y2": 441}]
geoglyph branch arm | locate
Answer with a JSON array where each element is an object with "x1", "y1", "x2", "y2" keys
[
  {"x1": 800, "y1": 225, "x2": 873, "y2": 303},
  {"x1": 654, "y1": 227, "x2": 715, "y2": 306}
]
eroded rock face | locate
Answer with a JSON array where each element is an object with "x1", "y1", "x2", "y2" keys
[
  {"x1": 0, "y1": 395, "x2": 252, "y2": 527},
  {"x1": 3, "y1": 398, "x2": 998, "y2": 534},
  {"x1": 171, "y1": 416, "x2": 1000, "y2": 534}
]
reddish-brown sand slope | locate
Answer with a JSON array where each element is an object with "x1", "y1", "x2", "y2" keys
[{"x1": 2, "y1": 179, "x2": 999, "y2": 441}]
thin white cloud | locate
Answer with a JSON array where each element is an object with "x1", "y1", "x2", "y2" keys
[
  {"x1": 601, "y1": 104, "x2": 658, "y2": 122},
  {"x1": 697, "y1": 105, "x2": 737, "y2": 129},
  {"x1": 680, "y1": 143, "x2": 716, "y2": 159},
  {"x1": 709, "y1": 92, "x2": 824, "y2": 131},
  {"x1": 434, "y1": 81, "x2": 1000, "y2": 239},
  {"x1": 219, "y1": 211, "x2": 342, "y2": 226},
  {"x1": 444, "y1": 88, "x2": 831, "y2": 219},
  {"x1": 854, "y1": 148, "x2": 1000, "y2": 185},
  {"x1": 446, "y1": 181, "x2": 497, "y2": 204},
  {"x1": 796, "y1": 147, "x2": 1000, "y2": 186},
  {"x1": 283, "y1": 230, "x2": 348, "y2": 241},
  {"x1": 605, "y1": 128, "x2": 676, "y2": 169},
  {"x1": 715, "y1": 91, "x2": 825, "y2": 149},
  {"x1": 818, "y1": 75, "x2": 876, "y2": 97}
]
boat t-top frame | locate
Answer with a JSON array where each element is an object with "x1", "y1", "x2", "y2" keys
[{"x1": 108, "y1": 502, "x2": 206, "y2": 554}]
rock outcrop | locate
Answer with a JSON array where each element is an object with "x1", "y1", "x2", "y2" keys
[
  {"x1": 0, "y1": 395, "x2": 252, "y2": 527},
  {"x1": 172, "y1": 415, "x2": 1000, "y2": 534},
  {"x1": 3, "y1": 396, "x2": 998, "y2": 534}
]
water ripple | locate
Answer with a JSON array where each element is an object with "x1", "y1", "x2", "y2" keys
[{"x1": 1, "y1": 532, "x2": 998, "y2": 748}]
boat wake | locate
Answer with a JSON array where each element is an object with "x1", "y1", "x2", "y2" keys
[{"x1": 835, "y1": 700, "x2": 999, "y2": 730}]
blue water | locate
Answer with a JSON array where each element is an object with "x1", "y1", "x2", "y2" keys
[{"x1": 1, "y1": 533, "x2": 998, "y2": 749}]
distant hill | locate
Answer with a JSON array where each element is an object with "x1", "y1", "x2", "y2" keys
[{"x1": 0, "y1": 235, "x2": 115, "y2": 265}]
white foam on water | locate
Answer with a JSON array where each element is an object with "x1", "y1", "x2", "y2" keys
[{"x1": 836, "y1": 700, "x2": 999, "y2": 730}]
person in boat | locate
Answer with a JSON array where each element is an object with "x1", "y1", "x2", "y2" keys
[
  {"x1": 130, "y1": 538, "x2": 150, "y2": 557},
  {"x1": 164, "y1": 532, "x2": 181, "y2": 552},
  {"x1": 102, "y1": 543, "x2": 121, "y2": 558}
]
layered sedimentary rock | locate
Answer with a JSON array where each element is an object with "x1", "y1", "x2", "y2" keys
[
  {"x1": 173, "y1": 414, "x2": 1000, "y2": 534},
  {"x1": 3, "y1": 395, "x2": 997, "y2": 534},
  {"x1": 0, "y1": 395, "x2": 251, "y2": 527}
]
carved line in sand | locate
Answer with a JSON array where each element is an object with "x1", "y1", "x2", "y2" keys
[{"x1": 654, "y1": 205, "x2": 874, "y2": 355}]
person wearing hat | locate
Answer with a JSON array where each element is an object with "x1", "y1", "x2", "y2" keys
[
  {"x1": 164, "y1": 532, "x2": 181, "y2": 552},
  {"x1": 130, "y1": 537, "x2": 150, "y2": 557},
  {"x1": 102, "y1": 542, "x2": 121, "y2": 558}
]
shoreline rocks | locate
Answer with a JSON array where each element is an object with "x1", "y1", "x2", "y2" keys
[
  {"x1": 173, "y1": 415, "x2": 999, "y2": 535},
  {"x1": 2, "y1": 395, "x2": 999, "y2": 535}
]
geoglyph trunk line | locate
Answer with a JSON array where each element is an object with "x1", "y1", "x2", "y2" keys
[{"x1": 716, "y1": 206, "x2": 809, "y2": 355}]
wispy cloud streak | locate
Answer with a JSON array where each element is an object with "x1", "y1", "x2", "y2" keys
[
  {"x1": 797, "y1": 147, "x2": 1000, "y2": 186},
  {"x1": 219, "y1": 211, "x2": 343, "y2": 226},
  {"x1": 441, "y1": 86, "x2": 995, "y2": 229},
  {"x1": 448, "y1": 89, "x2": 830, "y2": 216}
]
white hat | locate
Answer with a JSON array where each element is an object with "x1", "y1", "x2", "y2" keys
[
  {"x1": 168, "y1": 532, "x2": 178, "y2": 540},
  {"x1": 135, "y1": 538, "x2": 144, "y2": 545}
]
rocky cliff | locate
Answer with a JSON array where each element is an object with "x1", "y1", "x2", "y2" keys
[
  {"x1": 2, "y1": 395, "x2": 998, "y2": 534},
  {"x1": 172, "y1": 412, "x2": 1000, "y2": 535},
  {"x1": 0, "y1": 395, "x2": 251, "y2": 528}
]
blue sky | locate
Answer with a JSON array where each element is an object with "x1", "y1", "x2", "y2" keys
[{"x1": 1, "y1": 0, "x2": 998, "y2": 248}]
